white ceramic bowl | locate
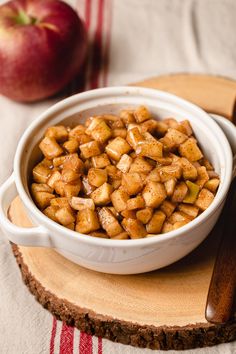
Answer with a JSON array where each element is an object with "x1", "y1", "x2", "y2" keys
[{"x1": 0, "y1": 87, "x2": 236, "y2": 274}]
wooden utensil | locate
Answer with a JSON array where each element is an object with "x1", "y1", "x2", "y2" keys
[{"x1": 205, "y1": 176, "x2": 236, "y2": 324}]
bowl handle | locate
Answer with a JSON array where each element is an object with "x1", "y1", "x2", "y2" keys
[
  {"x1": 210, "y1": 114, "x2": 236, "y2": 178},
  {"x1": 0, "y1": 174, "x2": 51, "y2": 247}
]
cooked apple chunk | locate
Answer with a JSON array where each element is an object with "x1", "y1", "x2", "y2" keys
[
  {"x1": 106, "y1": 137, "x2": 131, "y2": 161},
  {"x1": 195, "y1": 188, "x2": 214, "y2": 211},
  {"x1": 179, "y1": 138, "x2": 203, "y2": 161},
  {"x1": 136, "y1": 139, "x2": 163, "y2": 161},
  {"x1": 127, "y1": 195, "x2": 145, "y2": 210},
  {"x1": 63, "y1": 153, "x2": 84, "y2": 174},
  {"x1": 91, "y1": 182, "x2": 113, "y2": 205},
  {"x1": 120, "y1": 109, "x2": 135, "y2": 124},
  {"x1": 146, "y1": 168, "x2": 161, "y2": 183},
  {"x1": 80, "y1": 141, "x2": 101, "y2": 159},
  {"x1": 178, "y1": 204, "x2": 199, "y2": 219},
  {"x1": 61, "y1": 169, "x2": 80, "y2": 183},
  {"x1": 91, "y1": 153, "x2": 110, "y2": 168},
  {"x1": 33, "y1": 191, "x2": 55, "y2": 209},
  {"x1": 140, "y1": 119, "x2": 158, "y2": 134},
  {"x1": 69, "y1": 125, "x2": 86, "y2": 139},
  {"x1": 116, "y1": 154, "x2": 132, "y2": 173},
  {"x1": 162, "y1": 221, "x2": 174, "y2": 233},
  {"x1": 70, "y1": 197, "x2": 95, "y2": 211},
  {"x1": 159, "y1": 164, "x2": 182, "y2": 182},
  {"x1": 81, "y1": 176, "x2": 95, "y2": 196},
  {"x1": 204, "y1": 178, "x2": 220, "y2": 193},
  {"x1": 179, "y1": 120, "x2": 193, "y2": 136},
  {"x1": 164, "y1": 178, "x2": 177, "y2": 197},
  {"x1": 45, "y1": 125, "x2": 68, "y2": 142},
  {"x1": 89, "y1": 231, "x2": 109, "y2": 239},
  {"x1": 33, "y1": 162, "x2": 51, "y2": 184},
  {"x1": 126, "y1": 127, "x2": 144, "y2": 149},
  {"x1": 47, "y1": 170, "x2": 61, "y2": 188},
  {"x1": 39, "y1": 137, "x2": 63, "y2": 159},
  {"x1": 98, "y1": 207, "x2": 123, "y2": 237},
  {"x1": 55, "y1": 207, "x2": 75, "y2": 226},
  {"x1": 31, "y1": 183, "x2": 53, "y2": 195},
  {"x1": 64, "y1": 180, "x2": 81, "y2": 198},
  {"x1": 122, "y1": 172, "x2": 143, "y2": 195},
  {"x1": 63, "y1": 139, "x2": 79, "y2": 154},
  {"x1": 88, "y1": 168, "x2": 107, "y2": 187},
  {"x1": 164, "y1": 128, "x2": 188, "y2": 146},
  {"x1": 129, "y1": 157, "x2": 153, "y2": 174},
  {"x1": 171, "y1": 182, "x2": 188, "y2": 203},
  {"x1": 112, "y1": 232, "x2": 129, "y2": 240},
  {"x1": 196, "y1": 166, "x2": 209, "y2": 189},
  {"x1": 50, "y1": 197, "x2": 71, "y2": 208},
  {"x1": 90, "y1": 120, "x2": 112, "y2": 143},
  {"x1": 43, "y1": 205, "x2": 59, "y2": 222},
  {"x1": 177, "y1": 157, "x2": 197, "y2": 180},
  {"x1": 134, "y1": 105, "x2": 151, "y2": 123},
  {"x1": 111, "y1": 189, "x2": 129, "y2": 212},
  {"x1": 142, "y1": 181, "x2": 167, "y2": 208},
  {"x1": 160, "y1": 200, "x2": 176, "y2": 217},
  {"x1": 146, "y1": 210, "x2": 166, "y2": 234},
  {"x1": 168, "y1": 211, "x2": 191, "y2": 224},
  {"x1": 122, "y1": 218, "x2": 147, "y2": 238},
  {"x1": 76, "y1": 209, "x2": 100, "y2": 234},
  {"x1": 183, "y1": 181, "x2": 200, "y2": 204},
  {"x1": 136, "y1": 208, "x2": 153, "y2": 224}
]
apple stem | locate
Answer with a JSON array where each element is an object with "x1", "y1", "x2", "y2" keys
[{"x1": 15, "y1": 10, "x2": 37, "y2": 26}]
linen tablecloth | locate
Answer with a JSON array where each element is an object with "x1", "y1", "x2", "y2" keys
[{"x1": 1, "y1": 0, "x2": 236, "y2": 353}]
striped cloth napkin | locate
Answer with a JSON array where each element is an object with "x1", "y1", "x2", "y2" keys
[{"x1": 0, "y1": 0, "x2": 236, "y2": 353}]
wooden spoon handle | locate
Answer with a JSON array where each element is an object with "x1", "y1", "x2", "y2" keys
[{"x1": 205, "y1": 177, "x2": 236, "y2": 324}]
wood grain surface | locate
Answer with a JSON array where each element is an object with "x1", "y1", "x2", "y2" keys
[{"x1": 8, "y1": 74, "x2": 236, "y2": 350}]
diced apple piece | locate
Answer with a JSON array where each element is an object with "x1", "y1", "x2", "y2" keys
[
  {"x1": 70, "y1": 197, "x2": 95, "y2": 211},
  {"x1": 53, "y1": 156, "x2": 66, "y2": 168},
  {"x1": 164, "y1": 128, "x2": 188, "y2": 146},
  {"x1": 120, "y1": 109, "x2": 135, "y2": 124},
  {"x1": 155, "y1": 121, "x2": 168, "y2": 137},
  {"x1": 140, "y1": 119, "x2": 158, "y2": 134},
  {"x1": 105, "y1": 137, "x2": 131, "y2": 161},
  {"x1": 91, "y1": 153, "x2": 110, "y2": 168},
  {"x1": 89, "y1": 231, "x2": 109, "y2": 239},
  {"x1": 62, "y1": 169, "x2": 80, "y2": 183},
  {"x1": 43, "y1": 205, "x2": 59, "y2": 222},
  {"x1": 98, "y1": 207, "x2": 123, "y2": 237},
  {"x1": 201, "y1": 157, "x2": 214, "y2": 171},
  {"x1": 81, "y1": 176, "x2": 95, "y2": 196},
  {"x1": 162, "y1": 221, "x2": 174, "y2": 233},
  {"x1": 112, "y1": 232, "x2": 129, "y2": 240},
  {"x1": 173, "y1": 220, "x2": 190, "y2": 230},
  {"x1": 50, "y1": 197, "x2": 70, "y2": 208},
  {"x1": 54, "y1": 180, "x2": 65, "y2": 196},
  {"x1": 146, "y1": 168, "x2": 161, "y2": 183},
  {"x1": 183, "y1": 181, "x2": 200, "y2": 204},
  {"x1": 160, "y1": 200, "x2": 176, "y2": 217},
  {"x1": 164, "y1": 118, "x2": 179, "y2": 128},
  {"x1": 136, "y1": 139, "x2": 163, "y2": 161},
  {"x1": 112, "y1": 179, "x2": 122, "y2": 189},
  {"x1": 90, "y1": 120, "x2": 112, "y2": 143},
  {"x1": 45, "y1": 125, "x2": 68, "y2": 142},
  {"x1": 33, "y1": 162, "x2": 51, "y2": 183},
  {"x1": 111, "y1": 189, "x2": 129, "y2": 212},
  {"x1": 122, "y1": 172, "x2": 143, "y2": 195},
  {"x1": 196, "y1": 166, "x2": 209, "y2": 189},
  {"x1": 69, "y1": 125, "x2": 86, "y2": 139},
  {"x1": 63, "y1": 139, "x2": 79, "y2": 154},
  {"x1": 121, "y1": 209, "x2": 136, "y2": 219},
  {"x1": 159, "y1": 164, "x2": 182, "y2": 182},
  {"x1": 55, "y1": 207, "x2": 75, "y2": 226},
  {"x1": 204, "y1": 178, "x2": 220, "y2": 193},
  {"x1": 179, "y1": 138, "x2": 203, "y2": 161},
  {"x1": 65, "y1": 223, "x2": 75, "y2": 230},
  {"x1": 39, "y1": 137, "x2": 63, "y2": 159},
  {"x1": 195, "y1": 188, "x2": 214, "y2": 211},
  {"x1": 126, "y1": 127, "x2": 144, "y2": 149},
  {"x1": 164, "y1": 178, "x2": 177, "y2": 197},
  {"x1": 177, "y1": 157, "x2": 198, "y2": 180},
  {"x1": 106, "y1": 165, "x2": 122, "y2": 180},
  {"x1": 179, "y1": 120, "x2": 193, "y2": 136},
  {"x1": 111, "y1": 118, "x2": 125, "y2": 129},
  {"x1": 64, "y1": 180, "x2": 81, "y2": 198},
  {"x1": 134, "y1": 105, "x2": 151, "y2": 123},
  {"x1": 80, "y1": 141, "x2": 101, "y2": 159},
  {"x1": 129, "y1": 157, "x2": 153, "y2": 174},
  {"x1": 91, "y1": 182, "x2": 113, "y2": 205},
  {"x1": 136, "y1": 208, "x2": 153, "y2": 224},
  {"x1": 47, "y1": 170, "x2": 61, "y2": 188},
  {"x1": 116, "y1": 154, "x2": 132, "y2": 173},
  {"x1": 88, "y1": 168, "x2": 107, "y2": 187},
  {"x1": 168, "y1": 211, "x2": 191, "y2": 224},
  {"x1": 155, "y1": 156, "x2": 173, "y2": 166},
  {"x1": 142, "y1": 181, "x2": 167, "y2": 208},
  {"x1": 33, "y1": 191, "x2": 55, "y2": 209},
  {"x1": 31, "y1": 183, "x2": 53, "y2": 194},
  {"x1": 127, "y1": 195, "x2": 145, "y2": 210},
  {"x1": 63, "y1": 153, "x2": 84, "y2": 174},
  {"x1": 122, "y1": 218, "x2": 147, "y2": 238},
  {"x1": 76, "y1": 209, "x2": 100, "y2": 234},
  {"x1": 107, "y1": 206, "x2": 120, "y2": 219},
  {"x1": 207, "y1": 170, "x2": 219, "y2": 179},
  {"x1": 146, "y1": 210, "x2": 166, "y2": 234},
  {"x1": 112, "y1": 128, "x2": 127, "y2": 139},
  {"x1": 178, "y1": 204, "x2": 199, "y2": 219},
  {"x1": 85, "y1": 117, "x2": 102, "y2": 134},
  {"x1": 171, "y1": 182, "x2": 188, "y2": 203}
]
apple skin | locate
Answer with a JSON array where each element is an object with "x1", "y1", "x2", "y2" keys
[{"x1": 0, "y1": 0, "x2": 88, "y2": 102}]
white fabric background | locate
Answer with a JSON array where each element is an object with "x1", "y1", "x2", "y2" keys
[{"x1": 0, "y1": 0, "x2": 236, "y2": 353}]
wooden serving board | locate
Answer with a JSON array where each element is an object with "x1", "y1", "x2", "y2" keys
[{"x1": 8, "y1": 75, "x2": 236, "y2": 351}]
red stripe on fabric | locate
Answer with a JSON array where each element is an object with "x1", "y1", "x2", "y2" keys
[
  {"x1": 102, "y1": 0, "x2": 113, "y2": 87},
  {"x1": 79, "y1": 332, "x2": 93, "y2": 354},
  {"x1": 84, "y1": 0, "x2": 92, "y2": 29},
  {"x1": 59, "y1": 323, "x2": 75, "y2": 354},
  {"x1": 50, "y1": 318, "x2": 57, "y2": 354},
  {"x1": 89, "y1": 0, "x2": 104, "y2": 89},
  {"x1": 98, "y1": 337, "x2": 102, "y2": 354}
]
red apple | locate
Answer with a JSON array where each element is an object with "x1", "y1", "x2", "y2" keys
[{"x1": 0, "y1": 0, "x2": 88, "y2": 102}]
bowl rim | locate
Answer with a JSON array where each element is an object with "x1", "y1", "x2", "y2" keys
[{"x1": 14, "y1": 86, "x2": 233, "y2": 248}]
